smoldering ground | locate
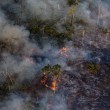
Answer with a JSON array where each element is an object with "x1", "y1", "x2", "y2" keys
[{"x1": 0, "y1": 0, "x2": 110, "y2": 110}]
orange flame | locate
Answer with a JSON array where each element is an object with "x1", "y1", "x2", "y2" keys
[
  {"x1": 59, "y1": 47, "x2": 69, "y2": 57},
  {"x1": 40, "y1": 75, "x2": 57, "y2": 91},
  {"x1": 50, "y1": 80, "x2": 57, "y2": 91}
]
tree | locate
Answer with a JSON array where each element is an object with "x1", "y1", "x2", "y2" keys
[{"x1": 41, "y1": 64, "x2": 62, "y2": 78}]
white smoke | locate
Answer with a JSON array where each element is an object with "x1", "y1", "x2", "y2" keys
[
  {"x1": 0, "y1": 93, "x2": 67, "y2": 110},
  {"x1": 0, "y1": 94, "x2": 31, "y2": 110},
  {"x1": 34, "y1": 41, "x2": 89, "y2": 71},
  {"x1": 75, "y1": 0, "x2": 110, "y2": 28},
  {"x1": 1, "y1": 95, "x2": 25, "y2": 110},
  {"x1": 0, "y1": 9, "x2": 38, "y2": 83},
  {"x1": 25, "y1": 0, "x2": 69, "y2": 20},
  {"x1": 37, "y1": 92, "x2": 67, "y2": 110},
  {"x1": 0, "y1": 0, "x2": 110, "y2": 110}
]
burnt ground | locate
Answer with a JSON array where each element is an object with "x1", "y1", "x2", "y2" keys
[{"x1": 59, "y1": 59, "x2": 110, "y2": 110}]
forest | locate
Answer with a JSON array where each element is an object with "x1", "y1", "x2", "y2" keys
[{"x1": 0, "y1": 0, "x2": 110, "y2": 110}]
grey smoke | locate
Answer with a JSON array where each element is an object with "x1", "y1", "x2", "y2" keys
[
  {"x1": 0, "y1": 94, "x2": 31, "y2": 110},
  {"x1": 25, "y1": 0, "x2": 69, "y2": 20},
  {"x1": 75, "y1": 0, "x2": 110, "y2": 28},
  {"x1": 0, "y1": 93, "x2": 67, "y2": 110},
  {"x1": 0, "y1": 9, "x2": 38, "y2": 83},
  {"x1": 0, "y1": 0, "x2": 110, "y2": 110}
]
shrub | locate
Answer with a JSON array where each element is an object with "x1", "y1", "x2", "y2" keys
[{"x1": 87, "y1": 63, "x2": 100, "y2": 74}]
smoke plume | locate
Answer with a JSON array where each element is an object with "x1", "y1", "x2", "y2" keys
[{"x1": 0, "y1": 0, "x2": 110, "y2": 110}]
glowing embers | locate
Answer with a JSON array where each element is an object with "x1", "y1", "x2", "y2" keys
[
  {"x1": 59, "y1": 47, "x2": 69, "y2": 57},
  {"x1": 51, "y1": 80, "x2": 57, "y2": 91},
  {"x1": 40, "y1": 74, "x2": 58, "y2": 92},
  {"x1": 39, "y1": 64, "x2": 62, "y2": 91}
]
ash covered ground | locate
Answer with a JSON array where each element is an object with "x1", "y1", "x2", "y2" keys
[{"x1": 0, "y1": 0, "x2": 110, "y2": 110}]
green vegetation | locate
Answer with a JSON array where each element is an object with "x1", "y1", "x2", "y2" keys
[
  {"x1": 68, "y1": 0, "x2": 75, "y2": 5},
  {"x1": 100, "y1": 28, "x2": 110, "y2": 34},
  {"x1": 27, "y1": 18, "x2": 73, "y2": 46},
  {"x1": 41, "y1": 64, "x2": 62, "y2": 78},
  {"x1": 0, "y1": 75, "x2": 16, "y2": 95},
  {"x1": 0, "y1": 40, "x2": 24, "y2": 54},
  {"x1": 87, "y1": 63, "x2": 100, "y2": 74},
  {"x1": 68, "y1": 0, "x2": 79, "y2": 6}
]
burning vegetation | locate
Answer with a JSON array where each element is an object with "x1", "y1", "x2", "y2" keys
[
  {"x1": 0, "y1": 0, "x2": 110, "y2": 110},
  {"x1": 40, "y1": 64, "x2": 62, "y2": 91},
  {"x1": 59, "y1": 47, "x2": 69, "y2": 57}
]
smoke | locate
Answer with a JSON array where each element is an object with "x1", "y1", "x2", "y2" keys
[
  {"x1": 0, "y1": 94, "x2": 31, "y2": 110},
  {"x1": 0, "y1": 93, "x2": 67, "y2": 110},
  {"x1": 0, "y1": 0, "x2": 69, "y2": 21},
  {"x1": 0, "y1": 0, "x2": 110, "y2": 27},
  {"x1": 0, "y1": 3, "x2": 69, "y2": 109},
  {"x1": 0, "y1": 54, "x2": 37, "y2": 83},
  {"x1": 25, "y1": 0, "x2": 69, "y2": 20},
  {"x1": 36, "y1": 42, "x2": 88, "y2": 71},
  {"x1": 0, "y1": 9, "x2": 38, "y2": 83},
  {"x1": 0, "y1": 8, "x2": 88, "y2": 84},
  {"x1": 75, "y1": 0, "x2": 110, "y2": 28},
  {"x1": 0, "y1": 0, "x2": 110, "y2": 110},
  {"x1": 0, "y1": 95, "x2": 25, "y2": 110}
]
